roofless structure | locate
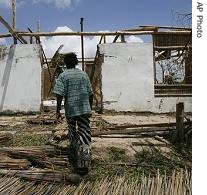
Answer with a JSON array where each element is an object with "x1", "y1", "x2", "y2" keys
[{"x1": 0, "y1": 0, "x2": 192, "y2": 113}]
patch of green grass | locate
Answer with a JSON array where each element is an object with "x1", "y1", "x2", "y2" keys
[
  {"x1": 90, "y1": 147, "x2": 191, "y2": 181},
  {"x1": 134, "y1": 149, "x2": 189, "y2": 176},
  {"x1": 108, "y1": 146, "x2": 127, "y2": 162},
  {"x1": 10, "y1": 133, "x2": 50, "y2": 147}
]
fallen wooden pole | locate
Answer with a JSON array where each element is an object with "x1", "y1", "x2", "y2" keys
[
  {"x1": 131, "y1": 142, "x2": 167, "y2": 147},
  {"x1": 92, "y1": 126, "x2": 175, "y2": 136}
]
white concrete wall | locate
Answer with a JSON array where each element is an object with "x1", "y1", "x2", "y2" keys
[
  {"x1": 0, "y1": 44, "x2": 42, "y2": 112},
  {"x1": 99, "y1": 43, "x2": 192, "y2": 113}
]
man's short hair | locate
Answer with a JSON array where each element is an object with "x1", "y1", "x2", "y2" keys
[{"x1": 64, "y1": 52, "x2": 78, "y2": 68}]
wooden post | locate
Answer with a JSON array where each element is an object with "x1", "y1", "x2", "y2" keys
[
  {"x1": 36, "y1": 20, "x2": 41, "y2": 43},
  {"x1": 80, "y1": 18, "x2": 85, "y2": 71},
  {"x1": 12, "y1": 0, "x2": 17, "y2": 44},
  {"x1": 121, "y1": 34, "x2": 126, "y2": 42},
  {"x1": 176, "y1": 102, "x2": 184, "y2": 142}
]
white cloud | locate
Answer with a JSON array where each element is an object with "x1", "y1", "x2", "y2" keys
[
  {"x1": 0, "y1": 0, "x2": 11, "y2": 8},
  {"x1": 41, "y1": 26, "x2": 144, "y2": 59},
  {"x1": 0, "y1": 0, "x2": 26, "y2": 9},
  {"x1": 0, "y1": 0, "x2": 77, "y2": 9},
  {"x1": 126, "y1": 35, "x2": 144, "y2": 43},
  {"x1": 0, "y1": 38, "x2": 7, "y2": 45},
  {"x1": 32, "y1": 0, "x2": 78, "y2": 9},
  {"x1": 0, "y1": 25, "x2": 144, "y2": 58}
]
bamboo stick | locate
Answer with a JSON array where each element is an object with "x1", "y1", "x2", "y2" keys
[{"x1": 0, "y1": 170, "x2": 192, "y2": 194}]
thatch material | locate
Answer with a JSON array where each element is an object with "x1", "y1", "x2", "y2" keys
[
  {"x1": 0, "y1": 146, "x2": 69, "y2": 169},
  {"x1": 0, "y1": 133, "x2": 13, "y2": 145},
  {"x1": 0, "y1": 169, "x2": 80, "y2": 183},
  {"x1": 0, "y1": 156, "x2": 31, "y2": 170},
  {"x1": 0, "y1": 170, "x2": 191, "y2": 194}
]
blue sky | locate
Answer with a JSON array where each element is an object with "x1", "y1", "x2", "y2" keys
[
  {"x1": 0, "y1": 0, "x2": 192, "y2": 32},
  {"x1": 0, "y1": 0, "x2": 192, "y2": 57}
]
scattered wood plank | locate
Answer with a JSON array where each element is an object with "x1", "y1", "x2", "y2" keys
[
  {"x1": 92, "y1": 127, "x2": 175, "y2": 136},
  {"x1": 131, "y1": 141, "x2": 167, "y2": 147},
  {"x1": 105, "y1": 122, "x2": 177, "y2": 130}
]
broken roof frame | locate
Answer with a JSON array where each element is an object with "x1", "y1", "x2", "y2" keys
[{"x1": 0, "y1": 13, "x2": 192, "y2": 101}]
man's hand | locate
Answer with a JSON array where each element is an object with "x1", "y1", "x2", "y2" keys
[{"x1": 56, "y1": 111, "x2": 63, "y2": 123}]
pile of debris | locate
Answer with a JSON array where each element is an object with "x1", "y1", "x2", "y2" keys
[{"x1": 0, "y1": 145, "x2": 81, "y2": 183}]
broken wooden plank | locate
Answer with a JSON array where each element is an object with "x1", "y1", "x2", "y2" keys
[{"x1": 102, "y1": 121, "x2": 191, "y2": 130}]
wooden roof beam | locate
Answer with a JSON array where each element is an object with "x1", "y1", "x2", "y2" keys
[{"x1": 13, "y1": 30, "x2": 155, "y2": 37}]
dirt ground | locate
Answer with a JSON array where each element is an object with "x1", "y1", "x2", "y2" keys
[
  {"x1": 0, "y1": 112, "x2": 189, "y2": 159},
  {"x1": 0, "y1": 111, "x2": 192, "y2": 184}
]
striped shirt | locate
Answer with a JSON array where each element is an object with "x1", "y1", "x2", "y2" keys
[{"x1": 53, "y1": 68, "x2": 93, "y2": 117}]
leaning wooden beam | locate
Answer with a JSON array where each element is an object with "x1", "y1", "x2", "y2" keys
[{"x1": 0, "y1": 16, "x2": 27, "y2": 43}]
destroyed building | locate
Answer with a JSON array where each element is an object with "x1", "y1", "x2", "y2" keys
[{"x1": 0, "y1": 21, "x2": 192, "y2": 114}]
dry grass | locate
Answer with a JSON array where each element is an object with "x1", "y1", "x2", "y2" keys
[{"x1": 0, "y1": 170, "x2": 191, "y2": 195}]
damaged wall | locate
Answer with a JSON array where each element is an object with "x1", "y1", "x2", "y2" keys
[
  {"x1": 0, "y1": 44, "x2": 42, "y2": 113},
  {"x1": 99, "y1": 43, "x2": 192, "y2": 113}
]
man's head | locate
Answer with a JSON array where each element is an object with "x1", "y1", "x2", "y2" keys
[{"x1": 64, "y1": 52, "x2": 78, "y2": 69}]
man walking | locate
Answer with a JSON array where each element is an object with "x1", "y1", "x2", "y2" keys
[{"x1": 53, "y1": 52, "x2": 93, "y2": 175}]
